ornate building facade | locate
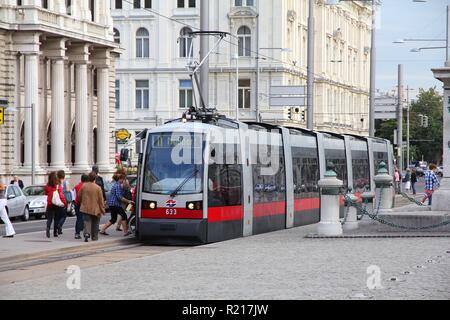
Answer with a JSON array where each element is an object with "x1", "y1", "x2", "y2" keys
[
  {"x1": 0, "y1": 0, "x2": 119, "y2": 185},
  {"x1": 112, "y1": 0, "x2": 372, "y2": 160}
]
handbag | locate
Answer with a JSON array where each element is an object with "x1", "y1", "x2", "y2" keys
[{"x1": 52, "y1": 190, "x2": 65, "y2": 207}]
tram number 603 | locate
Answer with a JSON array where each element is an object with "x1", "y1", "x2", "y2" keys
[{"x1": 166, "y1": 209, "x2": 177, "y2": 216}]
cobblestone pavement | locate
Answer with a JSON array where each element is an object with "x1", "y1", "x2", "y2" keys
[{"x1": 1, "y1": 224, "x2": 449, "y2": 300}]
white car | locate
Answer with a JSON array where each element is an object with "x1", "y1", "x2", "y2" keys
[
  {"x1": 5, "y1": 185, "x2": 29, "y2": 221},
  {"x1": 23, "y1": 185, "x2": 47, "y2": 219}
]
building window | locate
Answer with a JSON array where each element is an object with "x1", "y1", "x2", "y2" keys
[
  {"x1": 136, "y1": 28, "x2": 150, "y2": 58},
  {"x1": 17, "y1": 0, "x2": 22, "y2": 6},
  {"x1": 115, "y1": 0, "x2": 122, "y2": 9},
  {"x1": 114, "y1": 28, "x2": 120, "y2": 44},
  {"x1": 235, "y1": 0, "x2": 254, "y2": 6},
  {"x1": 93, "y1": 69, "x2": 98, "y2": 96},
  {"x1": 115, "y1": 80, "x2": 120, "y2": 109},
  {"x1": 136, "y1": 80, "x2": 149, "y2": 109},
  {"x1": 144, "y1": 0, "x2": 152, "y2": 8},
  {"x1": 238, "y1": 79, "x2": 251, "y2": 109},
  {"x1": 89, "y1": 0, "x2": 95, "y2": 21},
  {"x1": 179, "y1": 80, "x2": 193, "y2": 109},
  {"x1": 179, "y1": 27, "x2": 193, "y2": 58},
  {"x1": 42, "y1": 0, "x2": 48, "y2": 9},
  {"x1": 238, "y1": 26, "x2": 251, "y2": 57},
  {"x1": 134, "y1": 0, "x2": 140, "y2": 8},
  {"x1": 65, "y1": 0, "x2": 72, "y2": 15},
  {"x1": 178, "y1": 0, "x2": 195, "y2": 8}
]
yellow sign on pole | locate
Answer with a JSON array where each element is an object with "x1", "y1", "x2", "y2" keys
[{"x1": 0, "y1": 107, "x2": 4, "y2": 126}]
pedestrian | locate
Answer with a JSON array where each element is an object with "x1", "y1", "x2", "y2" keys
[
  {"x1": 92, "y1": 165, "x2": 106, "y2": 204},
  {"x1": 114, "y1": 168, "x2": 128, "y2": 231},
  {"x1": 44, "y1": 172, "x2": 67, "y2": 238},
  {"x1": 403, "y1": 168, "x2": 411, "y2": 193},
  {"x1": 10, "y1": 175, "x2": 24, "y2": 189},
  {"x1": 100, "y1": 173, "x2": 133, "y2": 236},
  {"x1": 394, "y1": 168, "x2": 401, "y2": 194},
  {"x1": 421, "y1": 164, "x2": 440, "y2": 206},
  {"x1": 74, "y1": 174, "x2": 89, "y2": 240},
  {"x1": 56, "y1": 170, "x2": 71, "y2": 235},
  {"x1": 0, "y1": 183, "x2": 16, "y2": 238},
  {"x1": 411, "y1": 168, "x2": 418, "y2": 195},
  {"x1": 78, "y1": 172, "x2": 105, "y2": 242}
]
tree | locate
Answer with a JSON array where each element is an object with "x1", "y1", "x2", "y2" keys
[
  {"x1": 375, "y1": 87, "x2": 443, "y2": 165},
  {"x1": 409, "y1": 88, "x2": 442, "y2": 165}
]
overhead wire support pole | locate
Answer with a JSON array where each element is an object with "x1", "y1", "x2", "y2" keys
[
  {"x1": 307, "y1": 0, "x2": 314, "y2": 130},
  {"x1": 369, "y1": 0, "x2": 377, "y2": 137}
]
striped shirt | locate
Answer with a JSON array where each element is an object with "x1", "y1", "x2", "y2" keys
[
  {"x1": 424, "y1": 170, "x2": 439, "y2": 191},
  {"x1": 107, "y1": 182, "x2": 123, "y2": 208}
]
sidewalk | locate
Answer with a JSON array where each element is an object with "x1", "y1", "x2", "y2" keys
[{"x1": 0, "y1": 226, "x2": 135, "y2": 265}]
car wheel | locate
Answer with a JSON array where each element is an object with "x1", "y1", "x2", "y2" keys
[{"x1": 22, "y1": 206, "x2": 30, "y2": 222}]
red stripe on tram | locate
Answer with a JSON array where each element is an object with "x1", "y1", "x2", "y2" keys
[
  {"x1": 208, "y1": 206, "x2": 244, "y2": 222},
  {"x1": 293, "y1": 198, "x2": 320, "y2": 212},
  {"x1": 141, "y1": 208, "x2": 203, "y2": 219},
  {"x1": 253, "y1": 202, "x2": 286, "y2": 217}
]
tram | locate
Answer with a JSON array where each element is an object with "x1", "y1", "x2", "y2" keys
[{"x1": 127, "y1": 111, "x2": 394, "y2": 245}]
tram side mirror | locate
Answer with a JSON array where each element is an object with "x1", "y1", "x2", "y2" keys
[{"x1": 120, "y1": 148, "x2": 129, "y2": 162}]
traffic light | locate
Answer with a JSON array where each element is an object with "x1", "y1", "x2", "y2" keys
[
  {"x1": 287, "y1": 107, "x2": 292, "y2": 120},
  {"x1": 423, "y1": 115, "x2": 429, "y2": 128},
  {"x1": 301, "y1": 110, "x2": 306, "y2": 122},
  {"x1": 0, "y1": 107, "x2": 4, "y2": 126},
  {"x1": 419, "y1": 114, "x2": 424, "y2": 127}
]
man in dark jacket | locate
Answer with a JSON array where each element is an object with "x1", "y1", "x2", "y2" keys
[
  {"x1": 10, "y1": 176, "x2": 24, "y2": 189},
  {"x1": 92, "y1": 165, "x2": 106, "y2": 202}
]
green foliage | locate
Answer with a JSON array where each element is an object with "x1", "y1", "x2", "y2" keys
[{"x1": 375, "y1": 87, "x2": 443, "y2": 165}]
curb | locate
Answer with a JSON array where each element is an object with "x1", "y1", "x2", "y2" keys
[{"x1": 0, "y1": 237, "x2": 137, "y2": 266}]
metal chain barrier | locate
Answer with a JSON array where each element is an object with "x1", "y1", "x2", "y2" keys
[
  {"x1": 399, "y1": 191, "x2": 425, "y2": 206},
  {"x1": 343, "y1": 187, "x2": 450, "y2": 231}
]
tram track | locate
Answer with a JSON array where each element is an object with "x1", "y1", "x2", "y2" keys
[{"x1": 0, "y1": 241, "x2": 186, "y2": 286}]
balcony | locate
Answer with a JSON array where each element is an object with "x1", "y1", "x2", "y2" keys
[{"x1": 1, "y1": 6, "x2": 114, "y2": 45}]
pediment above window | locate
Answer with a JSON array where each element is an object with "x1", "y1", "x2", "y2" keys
[{"x1": 228, "y1": 7, "x2": 258, "y2": 19}]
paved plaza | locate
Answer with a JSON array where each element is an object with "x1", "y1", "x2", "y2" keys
[{"x1": 1, "y1": 223, "x2": 449, "y2": 300}]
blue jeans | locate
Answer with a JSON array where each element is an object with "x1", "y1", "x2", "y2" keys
[
  {"x1": 75, "y1": 204, "x2": 84, "y2": 235},
  {"x1": 411, "y1": 183, "x2": 416, "y2": 195}
]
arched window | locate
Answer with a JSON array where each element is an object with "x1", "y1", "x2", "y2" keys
[
  {"x1": 113, "y1": 28, "x2": 120, "y2": 44},
  {"x1": 238, "y1": 26, "x2": 251, "y2": 57},
  {"x1": 179, "y1": 27, "x2": 193, "y2": 58},
  {"x1": 136, "y1": 28, "x2": 149, "y2": 58}
]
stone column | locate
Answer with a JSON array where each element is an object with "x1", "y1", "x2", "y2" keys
[
  {"x1": 23, "y1": 53, "x2": 41, "y2": 171},
  {"x1": 431, "y1": 67, "x2": 450, "y2": 211},
  {"x1": 50, "y1": 58, "x2": 67, "y2": 169},
  {"x1": 73, "y1": 62, "x2": 90, "y2": 171},
  {"x1": 96, "y1": 66, "x2": 111, "y2": 171}
]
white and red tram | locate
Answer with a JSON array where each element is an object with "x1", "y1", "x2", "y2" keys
[{"x1": 130, "y1": 116, "x2": 393, "y2": 245}]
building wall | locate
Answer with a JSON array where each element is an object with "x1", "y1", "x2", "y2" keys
[
  {"x1": 0, "y1": 0, "x2": 119, "y2": 185},
  {"x1": 113, "y1": 0, "x2": 372, "y2": 159}
]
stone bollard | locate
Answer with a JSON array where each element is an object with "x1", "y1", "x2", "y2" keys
[
  {"x1": 373, "y1": 161, "x2": 394, "y2": 211},
  {"x1": 343, "y1": 191, "x2": 359, "y2": 231},
  {"x1": 361, "y1": 188, "x2": 376, "y2": 217},
  {"x1": 317, "y1": 163, "x2": 343, "y2": 236}
]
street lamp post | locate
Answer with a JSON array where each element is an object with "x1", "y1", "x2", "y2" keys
[
  {"x1": 307, "y1": 0, "x2": 314, "y2": 130},
  {"x1": 5, "y1": 104, "x2": 35, "y2": 185}
]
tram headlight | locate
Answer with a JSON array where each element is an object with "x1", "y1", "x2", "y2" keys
[
  {"x1": 143, "y1": 201, "x2": 157, "y2": 210},
  {"x1": 186, "y1": 201, "x2": 202, "y2": 210}
]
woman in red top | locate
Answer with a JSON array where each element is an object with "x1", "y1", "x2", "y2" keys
[{"x1": 44, "y1": 172, "x2": 67, "y2": 238}]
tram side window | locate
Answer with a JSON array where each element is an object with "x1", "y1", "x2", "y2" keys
[
  {"x1": 253, "y1": 143, "x2": 285, "y2": 203},
  {"x1": 373, "y1": 151, "x2": 388, "y2": 173},
  {"x1": 351, "y1": 150, "x2": 370, "y2": 193},
  {"x1": 292, "y1": 146, "x2": 319, "y2": 199},
  {"x1": 208, "y1": 144, "x2": 242, "y2": 207},
  {"x1": 324, "y1": 148, "x2": 348, "y2": 189}
]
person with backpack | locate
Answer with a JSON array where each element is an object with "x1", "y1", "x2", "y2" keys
[
  {"x1": 403, "y1": 168, "x2": 411, "y2": 193},
  {"x1": 44, "y1": 172, "x2": 67, "y2": 238},
  {"x1": 74, "y1": 174, "x2": 89, "y2": 240}
]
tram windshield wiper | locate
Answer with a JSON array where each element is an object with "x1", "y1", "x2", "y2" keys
[{"x1": 169, "y1": 168, "x2": 200, "y2": 198}]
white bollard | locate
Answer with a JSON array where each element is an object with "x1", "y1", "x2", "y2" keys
[
  {"x1": 317, "y1": 163, "x2": 343, "y2": 236},
  {"x1": 343, "y1": 193, "x2": 359, "y2": 231},
  {"x1": 373, "y1": 162, "x2": 394, "y2": 211},
  {"x1": 361, "y1": 190, "x2": 375, "y2": 216}
]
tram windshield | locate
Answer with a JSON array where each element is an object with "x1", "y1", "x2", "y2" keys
[{"x1": 143, "y1": 132, "x2": 204, "y2": 195}]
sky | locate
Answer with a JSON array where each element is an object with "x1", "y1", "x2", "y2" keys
[{"x1": 376, "y1": 0, "x2": 448, "y2": 97}]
